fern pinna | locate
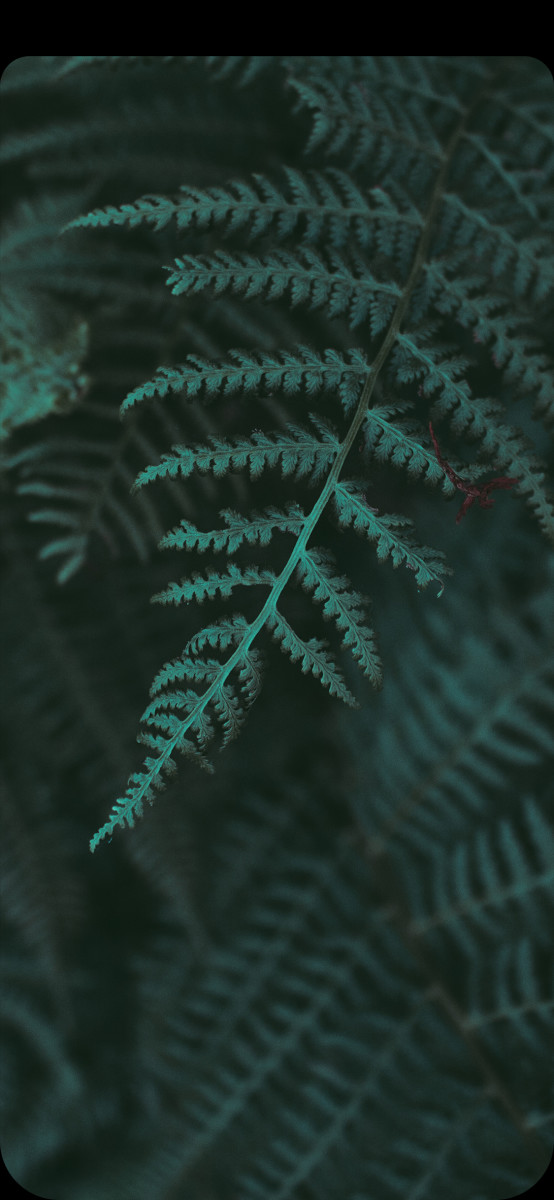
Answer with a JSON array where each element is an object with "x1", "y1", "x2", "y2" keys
[{"x1": 65, "y1": 57, "x2": 554, "y2": 851}]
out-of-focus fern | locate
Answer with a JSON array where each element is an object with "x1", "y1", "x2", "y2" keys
[
  {"x1": 5, "y1": 504, "x2": 554, "y2": 1196},
  {"x1": 0, "y1": 197, "x2": 90, "y2": 442}
]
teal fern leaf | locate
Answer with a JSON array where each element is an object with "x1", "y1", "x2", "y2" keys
[
  {"x1": 71, "y1": 53, "x2": 553, "y2": 850},
  {"x1": 362, "y1": 402, "x2": 455, "y2": 489},
  {"x1": 164, "y1": 248, "x2": 402, "y2": 330},
  {"x1": 159, "y1": 504, "x2": 306, "y2": 554},
  {"x1": 67, "y1": 166, "x2": 423, "y2": 253},
  {"x1": 132, "y1": 418, "x2": 340, "y2": 489},
  {"x1": 266, "y1": 609, "x2": 358, "y2": 707},
  {"x1": 151, "y1": 563, "x2": 277, "y2": 607},
  {"x1": 2, "y1": 55, "x2": 553, "y2": 1200},
  {"x1": 295, "y1": 547, "x2": 383, "y2": 686},
  {"x1": 439, "y1": 191, "x2": 554, "y2": 302},
  {"x1": 120, "y1": 346, "x2": 370, "y2": 415},
  {"x1": 333, "y1": 480, "x2": 451, "y2": 593},
  {"x1": 4, "y1": 416, "x2": 178, "y2": 582}
]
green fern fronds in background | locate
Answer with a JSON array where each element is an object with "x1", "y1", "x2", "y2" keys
[
  {"x1": 1, "y1": 55, "x2": 553, "y2": 1199},
  {"x1": 0, "y1": 197, "x2": 90, "y2": 442}
]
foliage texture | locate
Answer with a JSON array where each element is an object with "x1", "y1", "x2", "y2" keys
[{"x1": 1, "y1": 54, "x2": 553, "y2": 1199}]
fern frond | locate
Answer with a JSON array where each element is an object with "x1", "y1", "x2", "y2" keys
[
  {"x1": 90, "y1": 643, "x2": 268, "y2": 848},
  {"x1": 133, "y1": 419, "x2": 339, "y2": 490},
  {"x1": 5, "y1": 429, "x2": 167, "y2": 582},
  {"x1": 4, "y1": 55, "x2": 554, "y2": 1200},
  {"x1": 334, "y1": 481, "x2": 451, "y2": 594},
  {"x1": 421, "y1": 261, "x2": 554, "y2": 426},
  {"x1": 351, "y1": 581, "x2": 554, "y2": 855},
  {"x1": 363, "y1": 403, "x2": 455, "y2": 492},
  {"x1": 184, "y1": 614, "x2": 251, "y2": 657},
  {"x1": 143, "y1": 641, "x2": 264, "y2": 762},
  {"x1": 393, "y1": 330, "x2": 471, "y2": 405},
  {"x1": 89, "y1": 631, "x2": 271, "y2": 848},
  {"x1": 441, "y1": 192, "x2": 554, "y2": 302},
  {"x1": 209, "y1": 682, "x2": 245, "y2": 747},
  {"x1": 91, "y1": 527, "x2": 385, "y2": 848},
  {"x1": 68, "y1": 167, "x2": 423, "y2": 252},
  {"x1": 152, "y1": 564, "x2": 277, "y2": 608},
  {"x1": 287, "y1": 71, "x2": 447, "y2": 165},
  {"x1": 394, "y1": 310, "x2": 554, "y2": 539},
  {"x1": 0, "y1": 312, "x2": 88, "y2": 445},
  {"x1": 466, "y1": 935, "x2": 554, "y2": 1033},
  {"x1": 165, "y1": 248, "x2": 402, "y2": 331},
  {"x1": 149, "y1": 654, "x2": 222, "y2": 697},
  {"x1": 89, "y1": 751, "x2": 194, "y2": 849},
  {"x1": 443, "y1": 398, "x2": 554, "y2": 542},
  {"x1": 159, "y1": 504, "x2": 306, "y2": 554},
  {"x1": 120, "y1": 346, "x2": 369, "y2": 415},
  {"x1": 236, "y1": 644, "x2": 265, "y2": 708},
  {"x1": 296, "y1": 548, "x2": 383, "y2": 687},
  {"x1": 408, "y1": 795, "x2": 554, "y2": 941},
  {"x1": 267, "y1": 609, "x2": 358, "y2": 707},
  {"x1": 461, "y1": 131, "x2": 542, "y2": 221},
  {"x1": 141, "y1": 687, "x2": 212, "y2": 729},
  {"x1": 141, "y1": 679, "x2": 249, "y2": 754},
  {"x1": 81, "y1": 54, "x2": 552, "y2": 859}
]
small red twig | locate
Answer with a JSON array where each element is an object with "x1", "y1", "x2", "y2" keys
[{"x1": 428, "y1": 422, "x2": 520, "y2": 524}]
